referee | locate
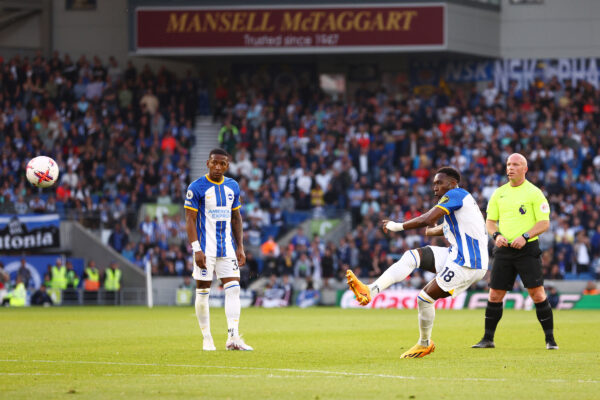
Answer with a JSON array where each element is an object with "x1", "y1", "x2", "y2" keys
[{"x1": 472, "y1": 153, "x2": 558, "y2": 350}]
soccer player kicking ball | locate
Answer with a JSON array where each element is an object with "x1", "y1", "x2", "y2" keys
[
  {"x1": 185, "y1": 148, "x2": 253, "y2": 351},
  {"x1": 346, "y1": 167, "x2": 488, "y2": 358}
]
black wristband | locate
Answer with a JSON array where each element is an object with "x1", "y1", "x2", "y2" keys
[{"x1": 492, "y1": 231, "x2": 501, "y2": 240}]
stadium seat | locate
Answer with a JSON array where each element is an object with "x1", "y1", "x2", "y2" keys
[
  {"x1": 260, "y1": 225, "x2": 280, "y2": 243},
  {"x1": 283, "y1": 211, "x2": 310, "y2": 227}
]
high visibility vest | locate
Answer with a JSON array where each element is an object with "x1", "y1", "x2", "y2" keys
[
  {"x1": 66, "y1": 270, "x2": 80, "y2": 288},
  {"x1": 51, "y1": 266, "x2": 67, "y2": 290},
  {"x1": 84, "y1": 268, "x2": 100, "y2": 291},
  {"x1": 104, "y1": 268, "x2": 122, "y2": 291},
  {"x1": 9, "y1": 282, "x2": 26, "y2": 306}
]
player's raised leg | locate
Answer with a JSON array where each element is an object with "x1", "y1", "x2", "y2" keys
[{"x1": 346, "y1": 248, "x2": 428, "y2": 306}]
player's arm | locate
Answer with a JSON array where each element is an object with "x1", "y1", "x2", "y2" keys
[
  {"x1": 185, "y1": 207, "x2": 206, "y2": 269},
  {"x1": 382, "y1": 206, "x2": 446, "y2": 233},
  {"x1": 231, "y1": 208, "x2": 246, "y2": 267},
  {"x1": 425, "y1": 224, "x2": 444, "y2": 236}
]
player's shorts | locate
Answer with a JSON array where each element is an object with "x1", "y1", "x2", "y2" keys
[
  {"x1": 490, "y1": 240, "x2": 543, "y2": 290},
  {"x1": 429, "y1": 246, "x2": 487, "y2": 298},
  {"x1": 192, "y1": 254, "x2": 240, "y2": 281}
]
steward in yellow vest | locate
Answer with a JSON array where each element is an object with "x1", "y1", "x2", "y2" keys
[
  {"x1": 8, "y1": 277, "x2": 27, "y2": 307},
  {"x1": 104, "y1": 262, "x2": 122, "y2": 291},
  {"x1": 84, "y1": 260, "x2": 100, "y2": 291},
  {"x1": 66, "y1": 262, "x2": 80, "y2": 289},
  {"x1": 51, "y1": 259, "x2": 67, "y2": 290}
]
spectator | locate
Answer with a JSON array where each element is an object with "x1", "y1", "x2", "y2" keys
[
  {"x1": 546, "y1": 286, "x2": 559, "y2": 309},
  {"x1": 582, "y1": 281, "x2": 599, "y2": 295},
  {"x1": 294, "y1": 252, "x2": 312, "y2": 279},
  {"x1": 107, "y1": 222, "x2": 129, "y2": 253},
  {"x1": 31, "y1": 285, "x2": 53, "y2": 306},
  {"x1": 17, "y1": 259, "x2": 32, "y2": 288}
]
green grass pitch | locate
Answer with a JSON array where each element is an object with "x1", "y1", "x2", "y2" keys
[{"x1": 1, "y1": 306, "x2": 599, "y2": 399}]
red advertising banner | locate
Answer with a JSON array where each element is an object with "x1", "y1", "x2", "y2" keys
[
  {"x1": 340, "y1": 289, "x2": 466, "y2": 310},
  {"x1": 135, "y1": 5, "x2": 445, "y2": 54}
]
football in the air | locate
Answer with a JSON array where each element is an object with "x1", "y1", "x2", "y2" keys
[{"x1": 26, "y1": 156, "x2": 59, "y2": 188}]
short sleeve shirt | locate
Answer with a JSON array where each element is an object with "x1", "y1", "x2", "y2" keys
[{"x1": 486, "y1": 180, "x2": 550, "y2": 243}]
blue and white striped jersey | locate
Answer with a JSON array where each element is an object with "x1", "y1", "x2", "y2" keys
[
  {"x1": 184, "y1": 175, "x2": 241, "y2": 257},
  {"x1": 435, "y1": 188, "x2": 489, "y2": 270}
]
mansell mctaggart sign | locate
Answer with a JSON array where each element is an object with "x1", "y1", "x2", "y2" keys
[{"x1": 135, "y1": 5, "x2": 445, "y2": 54}]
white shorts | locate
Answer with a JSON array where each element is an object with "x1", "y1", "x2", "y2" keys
[
  {"x1": 429, "y1": 246, "x2": 487, "y2": 298},
  {"x1": 192, "y1": 255, "x2": 240, "y2": 281}
]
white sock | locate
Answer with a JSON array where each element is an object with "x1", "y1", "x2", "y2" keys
[
  {"x1": 224, "y1": 281, "x2": 241, "y2": 339},
  {"x1": 417, "y1": 290, "x2": 435, "y2": 347},
  {"x1": 195, "y1": 288, "x2": 211, "y2": 338},
  {"x1": 369, "y1": 250, "x2": 420, "y2": 294}
]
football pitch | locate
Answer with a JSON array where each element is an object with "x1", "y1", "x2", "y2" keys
[{"x1": 1, "y1": 307, "x2": 599, "y2": 399}]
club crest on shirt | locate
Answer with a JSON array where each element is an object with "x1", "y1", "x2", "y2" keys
[
  {"x1": 438, "y1": 195, "x2": 449, "y2": 204},
  {"x1": 519, "y1": 205, "x2": 527, "y2": 215}
]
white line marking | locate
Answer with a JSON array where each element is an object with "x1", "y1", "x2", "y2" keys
[
  {"x1": 0, "y1": 372, "x2": 64, "y2": 376},
  {"x1": 0, "y1": 372, "x2": 314, "y2": 379},
  {"x1": 0, "y1": 359, "x2": 598, "y2": 384}
]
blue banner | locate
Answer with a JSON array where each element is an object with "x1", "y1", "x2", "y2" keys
[
  {"x1": 410, "y1": 59, "x2": 494, "y2": 85},
  {"x1": 409, "y1": 58, "x2": 600, "y2": 92},
  {"x1": 0, "y1": 255, "x2": 84, "y2": 288},
  {"x1": 0, "y1": 214, "x2": 60, "y2": 250},
  {"x1": 494, "y1": 58, "x2": 600, "y2": 91}
]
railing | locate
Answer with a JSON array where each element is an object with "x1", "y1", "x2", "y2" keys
[{"x1": 52, "y1": 288, "x2": 149, "y2": 306}]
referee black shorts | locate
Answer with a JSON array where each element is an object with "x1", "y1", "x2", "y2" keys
[{"x1": 490, "y1": 240, "x2": 544, "y2": 290}]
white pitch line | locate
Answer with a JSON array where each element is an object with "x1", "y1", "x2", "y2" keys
[
  {"x1": 0, "y1": 372, "x2": 315, "y2": 379},
  {"x1": 0, "y1": 359, "x2": 598, "y2": 384}
]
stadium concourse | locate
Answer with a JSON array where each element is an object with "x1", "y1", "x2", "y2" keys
[{"x1": 1, "y1": 52, "x2": 600, "y2": 296}]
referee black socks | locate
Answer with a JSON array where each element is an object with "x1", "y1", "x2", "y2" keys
[
  {"x1": 534, "y1": 298, "x2": 555, "y2": 341},
  {"x1": 483, "y1": 301, "x2": 503, "y2": 341}
]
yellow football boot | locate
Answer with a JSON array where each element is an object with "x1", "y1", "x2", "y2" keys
[
  {"x1": 346, "y1": 270, "x2": 371, "y2": 306},
  {"x1": 400, "y1": 341, "x2": 436, "y2": 359}
]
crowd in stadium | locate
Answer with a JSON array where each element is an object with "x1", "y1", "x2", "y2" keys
[
  {"x1": 0, "y1": 51, "x2": 198, "y2": 277},
  {"x1": 2, "y1": 52, "x2": 600, "y2": 288},
  {"x1": 216, "y1": 71, "x2": 600, "y2": 286}
]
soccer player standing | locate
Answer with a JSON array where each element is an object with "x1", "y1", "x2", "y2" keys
[
  {"x1": 184, "y1": 148, "x2": 253, "y2": 351},
  {"x1": 346, "y1": 167, "x2": 488, "y2": 358},
  {"x1": 472, "y1": 153, "x2": 558, "y2": 350}
]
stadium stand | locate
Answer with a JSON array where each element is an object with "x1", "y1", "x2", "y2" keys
[{"x1": 1, "y1": 51, "x2": 599, "y2": 290}]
